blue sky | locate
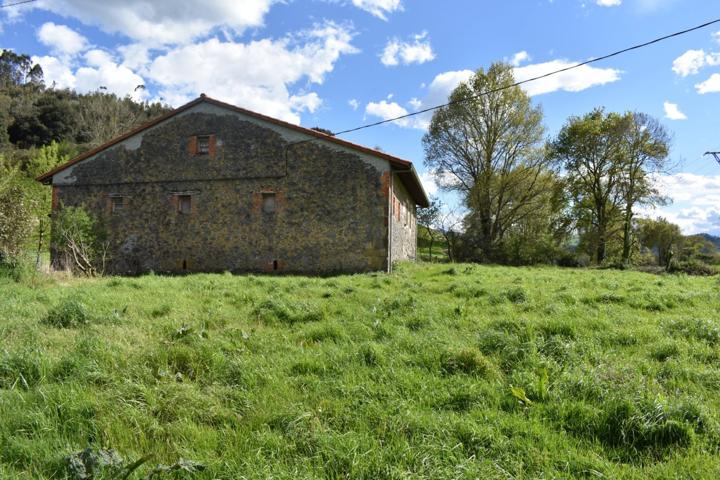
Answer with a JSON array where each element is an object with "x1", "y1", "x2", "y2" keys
[{"x1": 2, "y1": 0, "x2": 720, "y2": 234}]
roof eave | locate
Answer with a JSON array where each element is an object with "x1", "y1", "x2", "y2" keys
[{"x1": 35, "y1": 94, "x2": 430, "y2": 206}]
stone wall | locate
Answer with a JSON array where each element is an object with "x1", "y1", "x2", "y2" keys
[
  {"x1": 390, "y1": 173, "x2": 417, "y2": 263},
  {"x1": 51, "y1": 109, "x2": 393, "y2": 275}
]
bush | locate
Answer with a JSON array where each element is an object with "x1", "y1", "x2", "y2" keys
[
  {"x1": 668, "y1": 260, "x2": 718, "y2": 276},
  {"x1": 441, "y1": 348, "x2": 495, "y2": 377},
  {"x1": 52, "y1": 205, "x2": 109, "y2": 276},
  {"x1": 44, "y1": 299, "x2": 89, "y2": 328},
  {"x1": 0, "y1": 255, "x2": 34, "y2": 282}
]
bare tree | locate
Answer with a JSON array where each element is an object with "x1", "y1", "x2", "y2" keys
[
  {"x1": 417, "y1": 196, "x2": 441, "y2": 261},
  {"x1": 437, "y1": 206, "x2": 463, "y2": 263},
  {"x1": 52, "y1": 206, "x2": 110, "y2": 276}
]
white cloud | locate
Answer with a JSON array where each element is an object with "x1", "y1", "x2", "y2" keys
[
  {"x1": 380, "y1": 31, "x2": 435, "y2": 67},
  {"x1": 348, "y1": 99, "x2": 359, "y2": 110},
  {"x1": 365, "y1": 58, "x2": 619, "y2": 130},
  {"x1": 365, "y1": 100, "x2": 410, "y2": 124},
  {"x1": 30, "y1": 0, "x2": 275, "y2": 46},
  {"x1": 514, "y1": 60, "x2": 621, "y2": 96},
  {"x1": 37, "y1": 22, "x2": 88, "y2": 55},
  {"x1": 408, "y1": 97, "x2": 422, "y2": 110},
  {"x1": 31, "y1": 55, "x2": 76, "y2": 89},
  {"x1": 596, "y1": 0, "x2": 621, "y2": 6},
  {"x1": 84, "y1": 49, "x2": 113, "y2": 68},
  {"x1": 509, "y1": 51, "x2": 530, "y2": 67},
  {"x1": 117, "y1": 43, "x2": 151, "y2": 71},
  {"x1": 695, "y1": 73, "x2": 720, "y2": 94},
  {"x1": 663, "y1": 101, "x2": 687, "y2": 120},
  {"x1": 642, "y1": 173, "x2": 720, "y2": 234},
  {"x1": 671, "y1": 49, "x2": 720, "y2": 77},
  {"x1": 419, "y1": 171, "x2": 438, "y2": 196},
  {"x1": 364, "y1": 69, "x2": 472, "y2": 130},
  {"x1": 351, "y1": 0, "x2": 402, "y2": 20},
  {"x1": 32, "y1": 50, "x2": 147, "y2": 101},
  {"x1": 147, "y1": 22, "x2": 358, "y2": 123}
]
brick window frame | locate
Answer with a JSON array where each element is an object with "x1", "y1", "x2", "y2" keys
[
  {"x1": 177, "y1": 194, "x2": 192, "y2": 214},
  {"x1": 262, "y1": 192, "x2": 277, "y2": 214},
  {"x1": 107, "y1": 194, "x2": 128, "y2": 214},
  {"x1": 187, "y1": 134, "x2": 217, "y2": 156}
]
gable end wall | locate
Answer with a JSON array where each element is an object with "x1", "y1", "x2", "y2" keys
[{"x1": 50, "y1": 105, "x2": 394, "y2": 274}]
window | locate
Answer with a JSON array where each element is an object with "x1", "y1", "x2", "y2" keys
[
  {"x1": 111, "y1": 196, "x2": 124, "y2": 213},
  {"x1": 262, "y1": 192, "x2": 276, "y2": 213},
  {"x1": 197, "y1": 135, "x2": 210, "y2": 154},
  {"x1": 178, "y1": 194, "x2": 192, "y2": 214}
]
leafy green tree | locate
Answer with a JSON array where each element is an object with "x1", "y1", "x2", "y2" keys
[
  {"x1": 679, "y1": 234, "x2": 720, "y2": 265},
  {"x1": 423, "y1": 63, "x2": 548, "y2": 262},
  {"x1": 497, "y1": 171, "x2": 572, "y2": 265},
  {"x1": 0, "y1": 50, "x2": 43, "y2": 88},
  {"x1": 637, "y1": 217, "x2": 682, "y2": 268},
  {"x1": 0, "y1": 167, "x2": 35, "y2": 260},
  {"x1": 8, "y1": 90, "x2": 81, "y2": 148},
  {"x1": 550, "y1": 109, "x2": 629, "y2": 264},
  {"x1": 618, "y1": 113, "x2": 671, "y2": 264}
]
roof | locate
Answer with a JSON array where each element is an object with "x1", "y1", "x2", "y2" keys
[{"x1": 37, "y1": 94, "x2": 430, "y2": 207}]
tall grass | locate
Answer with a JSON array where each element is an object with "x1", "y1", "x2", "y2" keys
[{"x1": 0, "y1": 264, "x2": 719, "y2": 478}]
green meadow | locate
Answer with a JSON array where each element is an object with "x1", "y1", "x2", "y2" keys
[{"x1": 1, "y1": 263, "x2": 719, "y2": 479}]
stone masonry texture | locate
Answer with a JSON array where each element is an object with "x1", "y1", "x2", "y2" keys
[{"x1": 50, "y1": 105, "x2": 419, "y2": 275}]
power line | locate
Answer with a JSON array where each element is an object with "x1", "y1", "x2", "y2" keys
[
  {"x1": 0, "y1": 0, "x2": 38, "y2": 8},
  {"x1": 289, "y1": 16, "x2": 720, "y2": 148}
]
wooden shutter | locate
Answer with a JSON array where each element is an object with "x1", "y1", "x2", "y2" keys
[
  {"x1": 208, "y1": 135, "x2": 217, "y2": 156},
  {"x1": 187, "y1": 136, "x2": 198, "y2": 154}
]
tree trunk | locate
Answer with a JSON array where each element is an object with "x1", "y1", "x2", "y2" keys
[
  {"x1": 426, "y1": 228, "x2": 434, "y2": 262},
  {"x1": 596, "y1": 218, "x2": 607, "y2": 264},
  {"x1": 621, "y1": 205, "x2": 633, "y2": 265}
]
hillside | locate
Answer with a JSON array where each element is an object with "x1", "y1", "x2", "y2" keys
[
  {"x1": 697, "y1": 233, "x2": 720, "y2": 250},
  {"x1": 1, "y1": 264, "x2": 720, "y2": 478}
]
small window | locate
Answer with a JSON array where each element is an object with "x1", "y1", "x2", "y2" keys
[
  {"x1": 111, "y1": 196, "x2": 124, "y2": 213},
  {"x1": 178, "y1": 194, "x2": 192, "y2": 214},
  {"x1": 197, "y1": 135, "x2": 210, "y2": 154},
  {"x1": 262, "y1": 192, "x2": 276, "y2": 213}
]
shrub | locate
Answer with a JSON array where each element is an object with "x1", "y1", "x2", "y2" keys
[
  {"x1": 0, "y1": 255, "x2": 34, "y2": 283},
  {"x1": 441, "y1": 348, "x2": 495, "y2": 377},
  {"x1": 44, "y1": 299, "x2": 89, "y2": 328},
  {"x1": 668, "y1": 260, "x2": 718, "y2": 276},
  {"x1": 0, "y1": 179, "x2": 35, "y2": 260},
  {"x1": 52, "y1": 205, "x2": 110, "y2": 276}
]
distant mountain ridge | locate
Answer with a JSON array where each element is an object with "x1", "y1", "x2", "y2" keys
[{"x1": 696, "y1": 233, "x2": 720, "y2": 250}]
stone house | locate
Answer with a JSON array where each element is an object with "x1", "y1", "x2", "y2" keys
[{"x1": 37, "y1": 95, "x2": 429, "y2": 275}]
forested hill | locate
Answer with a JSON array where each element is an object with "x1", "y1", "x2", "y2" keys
[
  {"x1": 697, "y1": 234, "x2": 720, "y2": 250},
  {"x1": 0, "y1": 50, "x2": 170, "y2": 171}
]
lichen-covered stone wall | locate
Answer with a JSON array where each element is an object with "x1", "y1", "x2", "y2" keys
[
  {"x1": 51, "y1": 109, "x2": 392, "y2": 274},
  {"x1": 390, "y1": 173, "x2": 417, "y2": 263}
]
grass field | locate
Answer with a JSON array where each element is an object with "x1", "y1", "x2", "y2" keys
[{"x1": 1, "y1": 263, "x2": 719, "y2": 479}]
